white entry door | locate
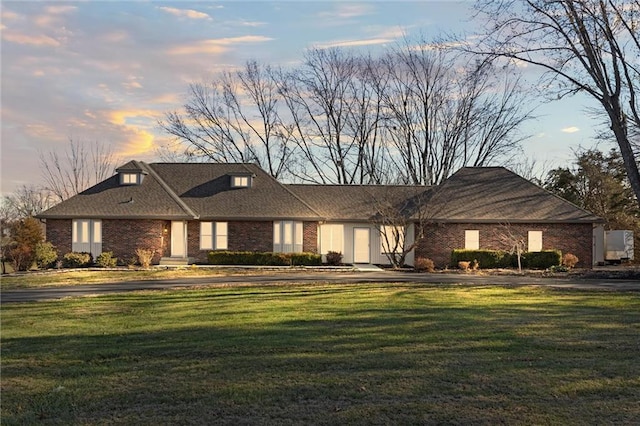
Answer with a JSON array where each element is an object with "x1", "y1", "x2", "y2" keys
[
  {"x1": 171, "y1": 221, "x2": 187, "y2": 257},
  {"x1": 353, "y1": 228, "x2": 370, "y2": 263}
]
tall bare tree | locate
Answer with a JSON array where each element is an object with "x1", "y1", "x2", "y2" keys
[
  {"x1": 161, "y1": 60, "x2": 293, "y2": 179},
  {"x1": 40, "y1": 138, "x2": 117, "y2": 202},
  {"x1": 377, "y1": 40, "x2": 533, "y2": 185},
  {"x1": 473, "y1": 0, "x2": 640, "y2": 207}
]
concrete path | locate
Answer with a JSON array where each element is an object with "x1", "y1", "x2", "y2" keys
[{"x1": 2, "y1": 270, "x2": 638, "y2": 303}]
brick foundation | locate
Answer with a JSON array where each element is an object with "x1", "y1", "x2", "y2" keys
[{"x1": 415, "y1": 222, "x2": 593, "y2": 268}]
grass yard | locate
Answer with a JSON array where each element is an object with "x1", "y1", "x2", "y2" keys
[
  {"x1": 0, "y1": 267, "x2": 291, "y2": 290},
  {"x1": 2, "y1": 283, "x2": 639, "y2": 425}
]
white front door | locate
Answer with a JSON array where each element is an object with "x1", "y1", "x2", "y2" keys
[
  {"x1": 171, "y1": 221, "x2": 187, "y2": 257},
  {"x1": 353, "y1": 228, "x2": 370, "y2": 263}
]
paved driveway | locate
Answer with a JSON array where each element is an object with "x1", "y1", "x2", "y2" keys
[{"x1": 2, "y1": 270, "x2": 639, "y2": 303}]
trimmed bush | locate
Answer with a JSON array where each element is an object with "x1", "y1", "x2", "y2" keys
[
  {"x1": 414, "y1": 257, "x2": 435, "y2": 272},
  {"x1": 208, "y1": 251, "x2": 321, "y2": 266},
  {"x1": 62, "y1": 252, "x2": 93, "y2": 268},
  {"x1": 96, "y1": 251, "x2": 118, "y2": 268},
  {"x1": 451, "y1": 249, "x2": 515, "y2": 269},
  {"x1": 521, "y1": 250, "x2": 562, "y2": 269},
  {"x1": 325, "y1": 251, "x2": 343, "y2": 266},
  {"x1": 35, "y1": 242, "x2": 58, "y2": 269}
]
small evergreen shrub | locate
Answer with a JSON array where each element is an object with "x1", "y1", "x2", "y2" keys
[
  {"x1": 562, "y1": 253, "x2": 579, "y2": 268},
  {"x1": 62, "y1": 252, "x2": 93, "y2": 268},
  {"x1": 414, "y1": 257, "x2": 435, "y2": 272},
  {"x1": 135, "y1": 248, "x2": 155, "y2": 268},
  {"x1": 325, "y1": 251, "x2": 343, "y2": 266},
  {"x1": 208, "y1": 251, "x2": 321, "y2": 266},
  {"x1": 96, "y1": 251, "x2": 118, "y2": 268},
  {"x1": 451, "y1": 249, "x2": 515, "y2": 269},
  {"x1": 35, "y1": 242, "x2": 58, "y2": 269},
  {"x1": 522, "y1": 250, "x2": 562, "y2": 269}
]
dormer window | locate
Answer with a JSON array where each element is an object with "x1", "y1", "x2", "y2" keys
[
  {"x1": 121, "y1": 173, "x2": 139, "y2": 185},
  {"x1": 231, "y1": 175, "x2": 252, "y2": 188},
  {"x1": 115, "y1": 160, "x2": 148, "y2": 186}
]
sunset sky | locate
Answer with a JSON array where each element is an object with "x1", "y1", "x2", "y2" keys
[{"x1": 1, "y1": 1, "x2": 605, "y2": 195}]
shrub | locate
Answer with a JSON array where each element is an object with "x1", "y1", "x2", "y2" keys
[
  {"x1": 414, "y1": 257, "x2": 435, "y2": 272},
  {"x1": 458, "y1": 261, "x2": 470, "y2": 271},
  {"x1": 451, "y1": 249, "x2": 515, "y2": 269},
  {"x1": 562, "y1": 253, "x2": 579, "y2": 268},
  {"x1": 521, "y1": 250, "x2": 562, "y2": 269},
  {"x1": 8, "y1": 217, "x2": 44, "y2": 271},
  {"x1": 96, "y1": 251, "x2": 118, "y2": 268},
  {"x1": 208, "y1": 251, "x2": 322, "y2": 266},
  {"x1": 325, "y1": 251, "x2": 343, "y2": 266},
  {"x1": 135, "y1": 248, "x2": 155, "y2": 268},
  {"x1": 35, "y1": 242, "x2": 58, "y2": 269},
  {"x1": 62, "y1": 252, "x2": 93, "y2": 268},
  {"x1": 286, "y1": 252, "x2": 322, "y2": 266}
]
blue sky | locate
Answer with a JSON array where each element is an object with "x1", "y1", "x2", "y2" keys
[{"x1": 1, "y1": 1, "x2": 604, "y2": 195}]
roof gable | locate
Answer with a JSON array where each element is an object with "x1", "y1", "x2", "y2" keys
[{"x1": 426, "y1": 167, "x2": 603, "y2": 223}]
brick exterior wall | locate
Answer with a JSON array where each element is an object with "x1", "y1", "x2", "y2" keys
[
  {"x1": 102, "y1": 219, "x2": 167, "y2": 264},
  {"x1": 45, "y1": 218, "x2": 168, "y2": 264},
  {"x1": 303, "y1": 221, "x2": 318, "y2": 253},
  {"x1": 415, "y1": 222, "x2": 594, "y2": 268},
  {"x1": 45, "y1": 219, "x2": 72, "y2": 256}
]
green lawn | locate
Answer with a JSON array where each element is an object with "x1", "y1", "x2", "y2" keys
[
  {"x1": 0, "y1": 267, "x2": 291, "y2": 290},
  {"x1": 2, "y1": 283, "x2": 639, "y2": 425}
]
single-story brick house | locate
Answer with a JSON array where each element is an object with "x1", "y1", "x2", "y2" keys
[{"x1": 37, "y1": 161, "x2": 604, "y2": 268}]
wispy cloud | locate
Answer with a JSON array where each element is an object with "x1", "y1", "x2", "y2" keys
[
  {"x1": 168, "y1": 35, "x2": 273, "y2": 55},
  {"x1": 158, "y1": 6, "x2": 211, "y2": 20},
  {"x1": 561, "y1": 126, "x2": 580, "y2": 133},
  {"x1": 2, "y1": 31, "x2": 61, "y2": 47},
  {"x1": 313, "y1": 37, "x2": 395, "y2": 49},
  {"x1": 319, "y1": 4, "x2": 373, "y2": 20}
]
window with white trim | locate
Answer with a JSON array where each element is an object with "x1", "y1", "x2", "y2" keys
[
  {"x1": 200, "y1": 222, "x2": 228, "y2": 250},
  {"x1": 71, "y1": 219, "x2": 102, "y2": 257},
  {"x1": 121, "y1": 173, "x2": 138, "y2": 185},
  {"x1": 528, "y1": 231, "x2": 543, "y2": 252},
  {"x1": 465, "y1": 230, "x2": 479, "y2": 250},
  {"x1": 380, "y1": 225, "x2": 405, "y2": 254},
  {"x1": 231, "y1": 176, "x2": 250, "y2": 188},
  {"x1": 320, "y1": 224, "x2": 343, "y2": 254},
  {"x1": 273, "y1": 221, "x2": 303, "y2": 253}
]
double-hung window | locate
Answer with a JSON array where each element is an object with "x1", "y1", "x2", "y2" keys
[
  {"x1": 200, "y1": 222, "x2": 228, "y2": 250},
  {"x1": 528, "y1": 231, "x2": 542, "y2": 252}
]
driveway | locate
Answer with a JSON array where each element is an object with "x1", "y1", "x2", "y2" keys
[{"x1": 2, "y1": 270, "x2": 639, "y2": 303}]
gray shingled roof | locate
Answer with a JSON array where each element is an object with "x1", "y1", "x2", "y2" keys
[
  {"x1": 424, "y1": 167, "x2": 603, "y2": 223},
  {"x1": 149, "y1": 163, "x2": 320, "y2": 220},
  {"x1": 287, "y1": 185, "x2": 429, "y2": 221},
  {"x1": 38, "y1": 162, "x2": 321, "y2": 220},
  {"x1": 38, "y1": 163, "x2": 602, "y2": 224}
]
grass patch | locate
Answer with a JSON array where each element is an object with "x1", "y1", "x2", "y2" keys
[
  {"x1": 0, "y1": 267, "x2": 287, "y2": 290},
  {"x1": 2, "y1": 284, "x2": 639, "y2": 424}
]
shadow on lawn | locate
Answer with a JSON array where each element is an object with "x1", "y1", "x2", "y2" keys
[{"x1": 2, "y1": 287, "x2": 639, "y2": 424}]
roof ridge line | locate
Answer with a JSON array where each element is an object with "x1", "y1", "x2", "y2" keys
[
  {"x1": 141, "y1": 162, "x2": 199, "y2": 219},
  {"x1": 243, "y1": 164, "x2": 325, "y2": 219}
]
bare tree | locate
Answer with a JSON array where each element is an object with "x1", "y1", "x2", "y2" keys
[
  {"x1": 40, "y1": 138, "x2": 118, "y2": 202},
  {"x1": 496, "y1": 223, "x2": 527, "y2": 272},
  {"x1": 161, "y1": 60, "x2": 293, "y2": 179},
  {"x1": 473, "y1": 0, "x2": 640, "y2": 207},
  {"x1": 3, "y1": 185, "x2": 53, "y2": 219},
  {"x1": 377, "y1": 39, "x2": 533, "y2": 185},
  {"x1": 368, "y1": 186, "x2": 439, "y2": 268}
]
